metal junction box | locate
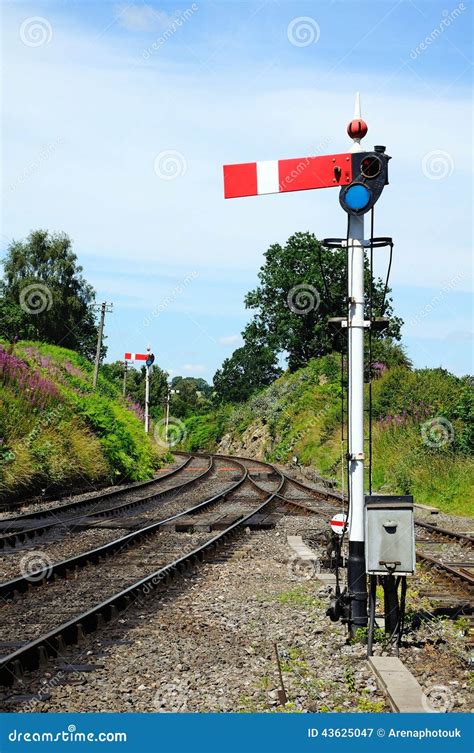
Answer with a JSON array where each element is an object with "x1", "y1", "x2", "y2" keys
[{"x1": 365, "y1": 495, "x2": 415, "y2": 576}]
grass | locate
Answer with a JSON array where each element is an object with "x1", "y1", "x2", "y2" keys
[
  {"x1": 0, "y1": 340, "x2": 170, "y2": 498},
  {"x1": 269, "y1": 585, "x2": 323, "y2": 610},
  {"x1": 182, "y1": 355, "x2": 473, "y2": 516}
]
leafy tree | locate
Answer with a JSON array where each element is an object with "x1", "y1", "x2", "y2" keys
[
  {"x1": 128, "y1": 365, "x2": 168, "y2": 415},
  {"x1": 0, "y1": 230, "x2": 101, "y2": 359},
  {"x1": 101, "y1": 361, "x2": 127, "y2": 388},
  {"x1": 171, "y1": 376, "x2": 212, "y2": 398},
  {"x1": 244, "y1": 232, "x2": 403, "y2": 372},
  {"x1": 102, "y1": 360, "x2": 169, "y2": 419},
  {"x1": 367, "y1": 339, "x2": 411, "y2": 372},
  {"x1": 169, "y1": 376, "x2": 212, "y2": 418},
  {"x1": 213, "y1": 341, "x2": 281, "y2": 403}
]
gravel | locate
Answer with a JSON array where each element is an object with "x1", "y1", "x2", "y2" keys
[
  {"x1": 1, "y1": 457, "x2": 471, "y2": 715},
  {"x1": 3, "y1": 512, "x2": 387, "y2": 714},
  {"x1": 0, "y1": 457, "x2": 243, "y2": 580}
]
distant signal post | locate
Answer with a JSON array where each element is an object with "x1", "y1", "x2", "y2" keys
[{"x1": 124, "y1": 350, "x2": 155, "y2": 433}]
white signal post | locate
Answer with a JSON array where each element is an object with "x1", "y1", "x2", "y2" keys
[
  {"x1": 346, "y1": 93, "x2": 369, "y2": 633},
  {"x1": 222, "y1": 92, "x2": 385, "y2": 635},
  {"x1": 123, "y1": 351, "x2": 153, "y2": 433},
  {"x1": 144, "y1": 348, "x2": 151, "y2": 435}
]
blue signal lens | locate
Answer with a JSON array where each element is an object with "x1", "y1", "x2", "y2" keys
[{"x1": 344, "y1": 184, "x2": 371, "y2": 211}]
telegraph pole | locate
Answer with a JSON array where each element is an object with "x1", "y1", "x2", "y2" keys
[
  {"x1": 123, "y1": 360, "x2": 128, "y2": 397},
  {"x1": 165, "y1": 388, "x2": 170, "y2": 444},
  {"x1": 93, "y1": 302, "x2": 113, "y2": 389},
  {"x1": 164, "y1": 385, "x2": 179, "y2": 444}
]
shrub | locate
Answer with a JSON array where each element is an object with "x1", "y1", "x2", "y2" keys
[{"x1": 0, "y1": 341, "x2": 167, "y2": 498}]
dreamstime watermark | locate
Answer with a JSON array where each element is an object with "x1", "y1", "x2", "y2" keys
[
  {"x1": 409, "y1": 3, "x2": 466, "y2": 59},
  {"x1": 154, "y1": 416, "x2": 187, "y2": 448},
  {"x1": 287, "y1": 284, "x2": 320, "y2": 315},
  {"x1": 421, "y1": 683, "x2": 455, "y2": 713},
  {"x1": 8, "y1": 726, "x2": 127, "y2": 744},
  {"x1": 0, "y1": 405, "x2": 65, "y2": 466},
  {"x1": 287, "y1": 16, "x2": 320, "y2": 47},
  {"x1": 408, "y1": 271, "x2": 464, "y2": 328},
  {"x1": 9, "y1": 138, "x2": 64, "y2": 192},
  {"x1": 19, "y1": 16, "x2": 53, "y2": 47},
  {"x1": 141, "y1": 4, "x2": 199, "y2": 60},
  {"x1": 21, "y1": 671, "x2": 66, "y2": 712},
  {"x1": 421, "y1": 150, "x2": 454, "y2": 180},
  {"x1": 143, "y1": 270, "x2": 198, "y2": 327},
  {"x1": 287, "y1": 554, "x2": 321, "y2": 580},
  {"x1": 19, "y1": 282, "x2": 53, "y2": 314},
  {"x1": 20, "y1": 551, "x2": 54, "y2": 582},
  {"x1": 153, "y1": 149, "x2": 187, "y2": 180},
  {"x1": 278, "y1": 136, "x2": 333, "y2": 192},
  {"x1": 421, "y1": 417, "x2": 454, "y2": 448}
]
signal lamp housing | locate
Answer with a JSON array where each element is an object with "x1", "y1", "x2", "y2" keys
[{"x1": 340, "y1": 150, "x2": 390, "y2": 216}]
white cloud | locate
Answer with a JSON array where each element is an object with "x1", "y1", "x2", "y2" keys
[
  {"x1": 115, "y1": 4, "x2": 174, "y2": 32},
  {"x1": 218, "y1": 334, "x2": 241, "y2": 346},
  {"x1": 445, "y1": 330, "x2": 473, "y2": 342},
  {"x1": 2, "y1": 26, "x2": 470, "y2": 289},
  {"x1": 182, "y1": 363, "x2": 206, "y2": 374},
  {"x1": 1, "y1": 4, "x2": 471, "y2": 376}
]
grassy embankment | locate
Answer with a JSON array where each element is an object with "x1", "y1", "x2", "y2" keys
[
  {"x1": 0, "y1": 341, "x2": 169, "y2": 499},
  {"x1": 182, "y1": 356, "x2": 473, "y2": 515}
]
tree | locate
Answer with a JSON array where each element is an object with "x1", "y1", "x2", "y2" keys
[
  {"x1": 213, "y1": 341, "x2": 281, "y2": 403},
  {"x1": 126, "y1": 364, "x2": 169, "y2": 417},
  {"x1": 244, "y1": 232, "x2": 403, "y2": 372},
  {"x1": 171, "y1": 376, "x2": 212, "y2": 399},
  {"x1": 168, "y1": 377, "x2": 212, "y2": 418},
  {"x1": 0, "y1": 230, "x2": 101, "y2": 359}
]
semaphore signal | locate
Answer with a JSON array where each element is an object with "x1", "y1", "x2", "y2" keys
[
  {"x1": 124, "y1": 349, "x2": 155, "y2": 434},
  {"x1": 222, "y1": 93, "x2": 415, "y2": 648}
]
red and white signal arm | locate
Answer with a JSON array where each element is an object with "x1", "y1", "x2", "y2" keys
[
  {"x1": 223, "y1": 152, "x2": 353, "y2": 199},
  {"x1": 124, "y1": 353, "x2": 149, "y2": 361},
  {"x1": 329, "y1": 513, "x2": 347, "y2": 535}
]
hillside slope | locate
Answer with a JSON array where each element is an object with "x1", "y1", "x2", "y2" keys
[
  {"x1": 182, "y1": 356, "x2": 473, "y2": 515},
  {"x1": 0, "y1": 341, "x2": 168, "y2": 500}
]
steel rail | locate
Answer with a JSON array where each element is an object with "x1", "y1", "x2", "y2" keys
[
  {"x1": 416, "y1": 551, "x2": 474, "y2": 587},
  {"x1": 0, "y1": 457, "x2": 215, "y2": 550},
  {"x1": 415, "y1": 520, "x2": 474, "y2": 545},
  {"x1": 0, "y1": 455, "x2": 194, "y2": 531},
  {"x1": 0, "y1": 458, "x2": 246, "y2": 600},
  {"x1": 176, "y1": 450, "x2": 345, "y2": 505},
  {"x1": 0, "y1": 462, "x2": 284, "y2": 687},
  {"x1": 193, "y1": 452, "x2": 472, "y2": 547}
]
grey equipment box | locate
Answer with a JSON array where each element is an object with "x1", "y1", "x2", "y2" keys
[{"x1": 365, "y1": 495, "x2": 415, "y2": 576}]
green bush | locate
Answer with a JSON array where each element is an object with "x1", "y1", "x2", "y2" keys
[
  {"x1": 181, "y1": 353, "x2": 473, "y2": 514},
  {"x1": 0, "y1": 341, "x2": 167, "y2": 498}
]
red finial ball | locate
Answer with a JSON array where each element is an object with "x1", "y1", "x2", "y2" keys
[{"x1": 347, "y1": 118, "x2": 368, "y2": 139}]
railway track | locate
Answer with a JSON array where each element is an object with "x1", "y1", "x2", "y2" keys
[
  {"x1": 0, "y1": 451, "x2": 471, "y2": 690},
  {"x1": 414, "y1": 520, "x2": 474, "y2": 591},
  {"x1": 0, "y1": 455, "x2": 280, "y2": 686},
  {"x1": 0, "y1": 455, "x2": 217, "y2": 551},
  {"x1": 225, "y1": 453, "x2": 473, "y2": 592},
  {"x1": 0, "y1": 455, "x2": 192, "y2": 524}
]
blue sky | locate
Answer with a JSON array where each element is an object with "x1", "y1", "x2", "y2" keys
[{"x1": 2, "y1": 0, "x2": 472, "y2": 381}]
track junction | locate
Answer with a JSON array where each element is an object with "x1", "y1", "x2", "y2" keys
[{"x1": 0, "y1": 452, "x2": 472, "y2": 711}]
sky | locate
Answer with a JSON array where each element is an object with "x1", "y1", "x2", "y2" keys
[{"x1": 1, "y1": 0, "x2": 472, "y2": 381}]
